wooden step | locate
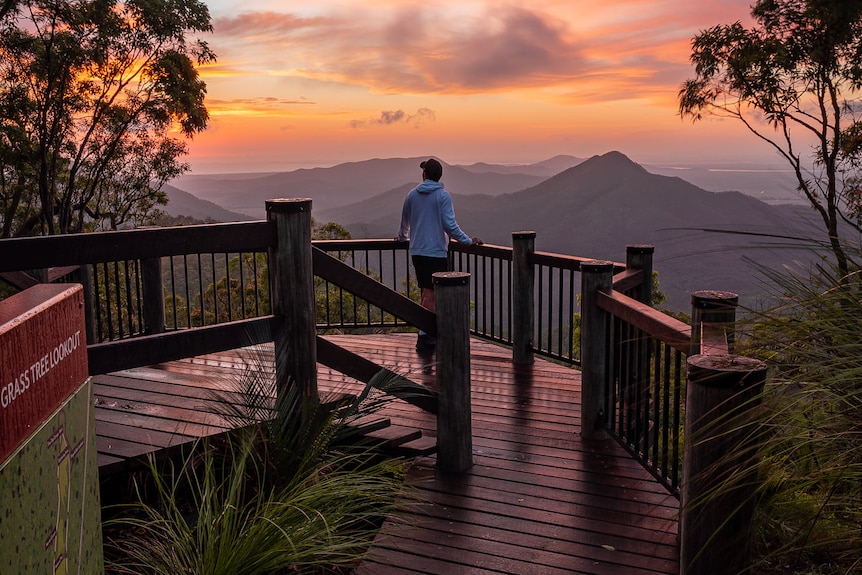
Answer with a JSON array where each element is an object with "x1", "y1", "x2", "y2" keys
[
  {"x1": 340, "y1": 417, "x2": 435, "y2": 457},
  {"x1": 344, "y1": 416, "x2": 391, "y2": 435},
  {"x1": 355, "y1": 424, "x2": 422, "y2": 451},
  {"x1": 391, "y1": 434, "x2": 438, "y2": 457}
]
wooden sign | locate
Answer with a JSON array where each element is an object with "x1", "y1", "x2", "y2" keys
[
  {"x1": 0, "y1": 283, "x2": 103, "y2": 574},
  {"x1": 0, "y1": 284, "x2": 88, "y2": 462}
]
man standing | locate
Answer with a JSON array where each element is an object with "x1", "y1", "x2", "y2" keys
[{"x1": 397, "y1": 158, "x2": 482, "y2": 351}]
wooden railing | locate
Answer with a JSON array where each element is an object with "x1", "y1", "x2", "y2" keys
[
  {"x1": 579, "y1": 256, "x2": 767, "y2": 575},
  {"x1": 449, "y1": 234, "x2": 626, "y2": 365},
  {"x1": 579, "y1": 249, "x2": 691, "y2": 493},
  {"x1": 311, "y1": 239, "x2": 415, "y2": 332},
  {"x1": 0, "y1": 221, "x2": 277, "y2": 371},
  {"x1": 1, "y1": 230, "x2": 623, "y2": 369}
]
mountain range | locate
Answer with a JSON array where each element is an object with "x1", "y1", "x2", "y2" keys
[
  {"x1": 160, "y1": 184, "x2": 255, "y2": 222},
  {"x1": 169, "y1": 155, "x2": 582, "y2": 219},
  {"x1": 166, "y1": 151, "x2": 823, "y2": 312}
]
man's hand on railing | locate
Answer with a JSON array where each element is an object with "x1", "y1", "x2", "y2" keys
[{"x1": 471, "y1": 237, "x2": 483, "y2": 245}]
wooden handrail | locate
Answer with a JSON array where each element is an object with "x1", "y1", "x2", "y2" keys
[
  {"x1": 596, "y1": 289, "x2": 691, "y2": 353},
  {"x1": 532, "y1": 250, "x2": 626, "y2": 273},
  {"x1": 0, "y1": 221, "x2": 274, "y2": 270},
  {"x1": 88, "y1": 316, "x2": 277, "y2": 374},
  {"x1": 0, "y1": 271, "x2": 40, "y2": 290},
  {"x1": 450, "y1": 241, "x2": 513, "y2": 260},
  {"x1": 0, "y1": 267, "x2": 81, "y2": 290},
  {"x1": 311, "y1": 246, "x2": 436, "y2": 335},
  {"x1": 430, "y1": 240, "x2": 630, "y2": 274},
  {"x1": 313, "y1": 238, "x2": 408, "y2": 251},
  {"x1": 612, "y1": 268, "x2": 644, "y2": 293},
  {"x1": 316, "y1": 336, "x2": 438, "y2": 414}
]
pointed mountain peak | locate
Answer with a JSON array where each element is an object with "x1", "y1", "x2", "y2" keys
[
  {"x1": 574, "y1": 151, "x2": 648, "y2": 175},
  {"x1": 535, "y1": 150, "x2": 651, "y2": 193}
]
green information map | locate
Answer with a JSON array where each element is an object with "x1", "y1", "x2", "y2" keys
[{"x1": 0, "y1": 378, "x2": 104, "y2": 574}]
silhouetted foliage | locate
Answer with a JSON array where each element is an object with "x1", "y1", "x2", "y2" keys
[
  {"x1": 0, "y1": 0, "x2": 215, "y2": 237},
  {"x1": 680, "y1": 0, "x2": 862, "y2": 276}
]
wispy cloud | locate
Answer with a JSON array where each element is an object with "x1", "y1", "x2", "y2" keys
[
  {"x1": 204, "y1": 96, "x2": 316, "y2": 117},
  {"x1": 415, "y1": 6, "x2": 581, "y2": 91},
  {"x1": 207, "y1": 96, "x2": 315, "y2": 107},
  {"x1": 349, "y1": 108, "x2": 436, "y2": 128},
  {"x1": 212, "y1": 11, "x2": 327, "y2": 37}
]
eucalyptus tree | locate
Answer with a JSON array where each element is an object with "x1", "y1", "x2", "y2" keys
[
  {"x1": 679, "y1": 0, "x2": 862, "y2": 277},
  {"x1": 0, "y1": 0, "x2": 215, "y2": 237}
]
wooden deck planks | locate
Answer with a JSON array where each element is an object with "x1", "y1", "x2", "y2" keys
[
  {"x1": 92, "y1": 332, "x2": 679, "y2": 575},
  {"x1": 334, "y1": 334, "x2": 679, "y2": 575}
]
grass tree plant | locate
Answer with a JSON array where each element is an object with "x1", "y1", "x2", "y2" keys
[
  {"x1": 738, "y1": 257, "x2": 862, "y2": 574},
  {"x1": 104, "y1": 342, "x2": 424, "y2": 575}
]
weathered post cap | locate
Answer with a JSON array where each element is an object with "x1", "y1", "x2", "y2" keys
[
  {"x1": 626, "y1": 244, "x2": 655, "y2": 254},
  {"x1": 687, "y1": 354, "x2": 767, "y2": 389},
  {"x1": 512, "y1": 231, "x2": 537, "y2": 239},
  {"x1": 691, "y1": 290, "x2": 739, "y2": 309},
  {"x1": 266, "y1": 198, "x2": 313, "y2": 213},
  {"x1": 433, "y1": 271, "x2": 470, "y2": 286},
  {"x1": 581, "y1": 260, "x2": 615, "y2": 273}
]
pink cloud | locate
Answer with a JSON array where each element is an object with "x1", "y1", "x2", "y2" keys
[
  {"x1": 212, "y1": 11, "x2": 330, "y2": 36},
  {"x1": 204, "y1": 2, "x2": 754, "y2": 103}
]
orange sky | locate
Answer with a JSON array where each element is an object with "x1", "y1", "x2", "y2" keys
[{"x1": 185, "y1": 0, "x2": 767, "y2": 173}]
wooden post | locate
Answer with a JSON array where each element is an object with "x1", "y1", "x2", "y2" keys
[
  {"x1": 626, "y1": 245, "x2": 655, "y2": 446},
  {"x1": 141, "y1": 257, "x2": 165, "y2": 335},
  {"x1": 512, "y1": 231, "x2": 536, "y2": 365},
  {"x1": 626, "y1": 244, "x2": 654, "y2": 306},
  {"x1": 71, "y1": 264, "x2": 97, "y2": 344},
  {"x1": 691, "y1": 290, "x2": 739, "y2": 356},
  {"x1": 434, "y1": 271, "x2": 473, "y2": 473},
  {"x1": 680, "y1": 354, "x2": 767, "y2": 575},
  {"x1": 579, "y1": 260, "x2": 614, "y2": 440},
  {"x1": 266, "y1": 198, "x2": 318, "y2": 408}
]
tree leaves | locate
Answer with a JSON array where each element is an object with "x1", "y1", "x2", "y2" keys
[
  {"x1": 679, "y1": 0, "x2": 862, "y2": 276},
  {"x1": 0, "y1": 0, "x2": 216, "y2": 237}
]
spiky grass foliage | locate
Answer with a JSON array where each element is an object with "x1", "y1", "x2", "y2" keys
[
  {"x1": 104, "y1": 343, "x2": 425, "y2": 575},
  {"x1": 738, "y1": 260, "x2": 862, "y2": 575},
  {"x1": 209, "y1": 342, "x2": 432, "y2": 483},
  {"x1": 104, "y1": 432, "x2": 403, "y2": 574}
]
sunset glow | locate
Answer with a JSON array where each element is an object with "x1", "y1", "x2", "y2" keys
[{"x1": 187, "y1": 0, "x2": 766, "y2": 173}]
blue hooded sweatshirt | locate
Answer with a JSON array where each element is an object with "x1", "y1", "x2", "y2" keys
[{"x1": 397, "y1": 180, "x2": 472, "y2": 258}]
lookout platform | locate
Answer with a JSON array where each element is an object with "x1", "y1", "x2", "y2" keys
[{"x1": 93, "y1": 333, "x2": 679, "y2": 575}]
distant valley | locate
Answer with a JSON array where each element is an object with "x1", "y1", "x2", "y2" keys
[{"x1": 166, "y1": 151, "x2": 821, "y2": 312}]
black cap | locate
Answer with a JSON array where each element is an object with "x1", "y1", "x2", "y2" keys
[{"x1": 420, "y1": 158, "x2": 443, "y2": 181}]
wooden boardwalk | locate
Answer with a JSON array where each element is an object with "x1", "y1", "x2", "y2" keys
[{"x1": 93, "y1": 333, "x2": 679, "y2": 575}]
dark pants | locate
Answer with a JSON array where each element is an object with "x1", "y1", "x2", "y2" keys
[
  {"x1": 412, "y1": 255, "x2": 449, "y2": 290},
  {"x1": 411, "y1": 255, "x2": 448, "y2": 321}
]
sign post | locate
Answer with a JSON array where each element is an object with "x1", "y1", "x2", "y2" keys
[{"x1": 0, "y1": 284, "x2": 104, "y2": 574}]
